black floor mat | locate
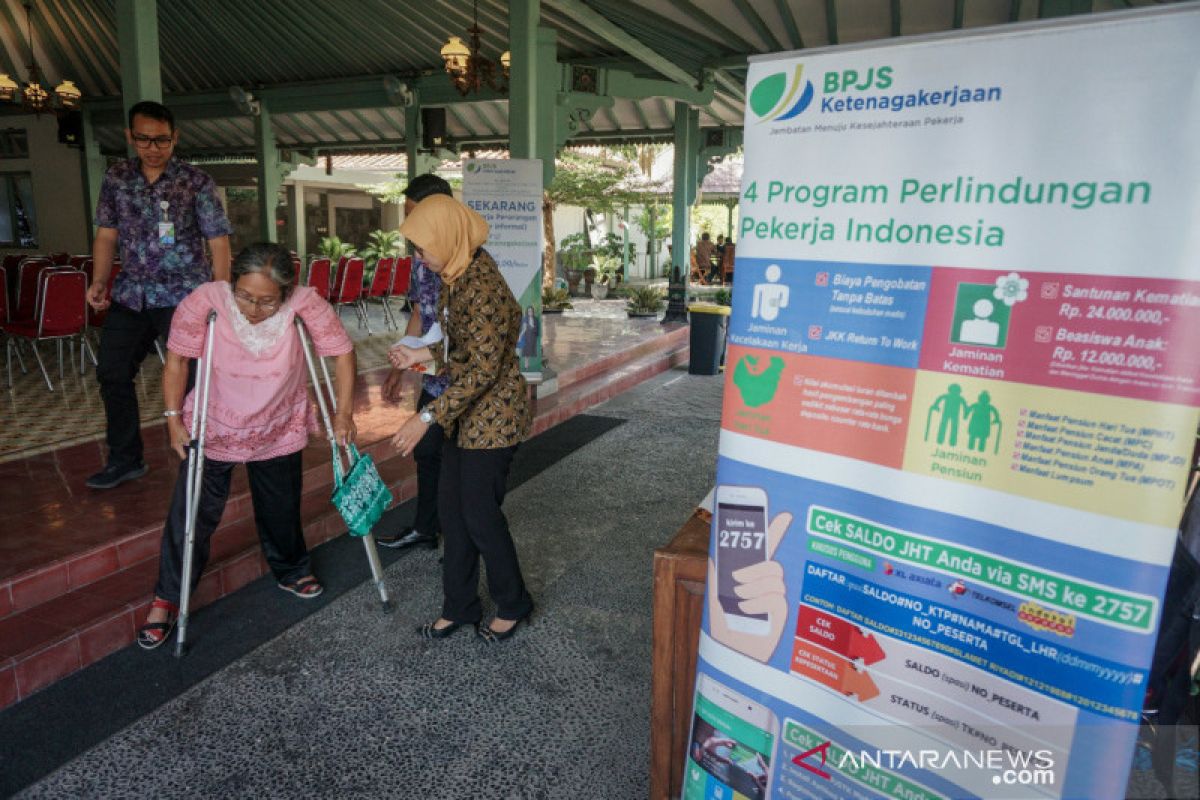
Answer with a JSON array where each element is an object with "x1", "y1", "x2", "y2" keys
[{"x1": 0, "y1": 413, "x2": 625, "y2": 797}]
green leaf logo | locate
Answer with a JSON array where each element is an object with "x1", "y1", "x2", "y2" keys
[
  {"x1": 749, "y1": 65, "x2": 814, "y2": 122},
  {"x1": 750, "y1": 72, "x2": 788, "y2": 117}
]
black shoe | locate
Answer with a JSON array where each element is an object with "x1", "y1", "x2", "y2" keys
[
  {"x1": 86, "y1": 462, "x2": 149, "y2": 490},
  {"x1": 376, "y1": 527, "x2": 438, "y2": 550},
  {"x1": 477, "y1": 610, "x2": 532, "y2": 644},
  {"x1": 418, "y1": 619, "x2": 476, "y2": 639}
]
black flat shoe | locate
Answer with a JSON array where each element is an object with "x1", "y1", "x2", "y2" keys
[
  {"x1": 477, "y1": 611, "x2": 532, "y2": 644},
  {"x1": 418, "y1": 619, "x2": 475, "y2": 639},
  {"x1": 377, "y1": 527, "x2": 439, "y2": 550},
  {"x1": 86, "y1": 462, "x2": 149, "y2": 490}
]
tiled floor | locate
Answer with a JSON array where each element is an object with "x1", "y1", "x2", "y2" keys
[{"x1": 0, "y1": 310, "x2": 401, "y2": 463}]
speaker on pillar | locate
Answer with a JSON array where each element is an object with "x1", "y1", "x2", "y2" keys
[
  {"x1": 57, "y1": 111, "x2": 83, "y2": 146},
  {"x1": 421, "y1": 108, "x2": 447, "y2": 149}
]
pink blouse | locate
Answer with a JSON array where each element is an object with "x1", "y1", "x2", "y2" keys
[{"x1": 167, "y1": 282, "x2": 353, "y2": 463}]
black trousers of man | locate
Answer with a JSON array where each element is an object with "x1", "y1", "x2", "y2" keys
[
  {"x1": 410, "y1": 388, "x2": 444, "y2": 538},
  {"x1": 154, "y1": 451, "x2": 311, "y2": 605},
  {"x1": 96, "y1": 303, "x2": 185, "y2": 468},
  {"x1": 438, "y1": 440, "x2": 532, "y2": 624}
]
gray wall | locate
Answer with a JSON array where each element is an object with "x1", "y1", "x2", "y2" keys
[{"x1": 0, "y1": 114, "x2": 89, "y2": 257}]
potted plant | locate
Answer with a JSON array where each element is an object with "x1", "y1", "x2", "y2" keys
[
  {"x1": 557, "y1": 232, "x2": 592, "y2": 296},
  {"x1": 542, "y1": 287, "x2": 573, "y2": 313},
  {"x1": 316, "y1": 235, "x2": 356, "y2": 262},
  {"x1": 589, "y1": 254, "x2": 619, "y2": 299},
  {"x1": 359, "y1": 229, "x2": 403, "y2": 284},
  {"x1": 625, "y1": 285, "x2": 665, "y2": 318}
]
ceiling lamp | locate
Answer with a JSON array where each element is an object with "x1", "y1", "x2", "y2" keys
[
  {"x1": 439, "y1": 0, "x2": 510, "y2": 97},
  {"x1": 0, "y1": 2, "x2": 82, "y2": 114}
]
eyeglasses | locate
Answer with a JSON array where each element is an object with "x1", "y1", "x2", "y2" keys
[
  {"x1": 233, "y1": 291, "x2": 282, "y2": 311},
  {"x1": 131, "y1": 134, "x2": 174, "y2": 150}
]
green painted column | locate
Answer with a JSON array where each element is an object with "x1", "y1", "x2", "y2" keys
[
  {"x1": 405, "y1": 95, "x2": 421, "y2": 187},
  {"x1": 508, "y1": 0, "x2": 538, "y2": 164},
  {"x1": 286, "y1": 183, "x2": 305, "y2": 257},
  {"x1": 664, "y1": 102, "x2": 699, "y2": 322},
  {"x1": 621, "y1": 202, "x2": 630, "y2": 278},
  {"x1": 255, "y1": 105, "x2": 280, "y2": 242},
  {"x1": 509, "y1": 7, "x2": 558, "y2": 188},
  {"x1": 534, "y1": 28, "x2": 558, "y2": 187},
  {"x1": 114, "y1": 0, "x2": 161, "y2": 125},
  {"x1": 79, "y1": 110, "x2": 105, "y2": 245}
]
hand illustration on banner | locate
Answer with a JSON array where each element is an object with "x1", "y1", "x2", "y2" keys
[{"x1": 707, "y1": 511, "x2": 793, "y2": 662}]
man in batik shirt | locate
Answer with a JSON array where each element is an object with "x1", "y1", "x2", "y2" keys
[{"x1": 86, "y1": 101, "x2": 233, "y2": 489}]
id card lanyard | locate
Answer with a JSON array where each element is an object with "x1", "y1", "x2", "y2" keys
[
  {"x1": 158, "y1": 200, "x2": 176, "y2": 245},
  {"x1": 442, "y1": 289, "x2": 450, "y2": 363}
]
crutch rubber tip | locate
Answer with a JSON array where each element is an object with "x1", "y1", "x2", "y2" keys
[
  {"x1": 173, "y1": 641, "x2": 188, "y2": 658},
  {"x1": 381, "y1": 600, "x2": 395, "y2": 614}
]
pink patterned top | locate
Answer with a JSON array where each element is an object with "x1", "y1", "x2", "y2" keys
[{"x1": 167, "y1": 282, "x2": 353, "y2": 463}]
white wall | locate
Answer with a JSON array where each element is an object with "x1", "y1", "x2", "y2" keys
[{"x1": 0, "y1": 113, "x2": 89, "y2": 257}]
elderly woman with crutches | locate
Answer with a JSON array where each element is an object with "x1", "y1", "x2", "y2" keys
[{"x1": 136, "y1": 243, "x2": 356, "y2": 650}]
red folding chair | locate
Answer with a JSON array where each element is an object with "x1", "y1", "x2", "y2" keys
[
  {"x1": 330, "y1": 256, "x2": 368, "y2": 332},
  {"x1": 387, "y1": 256, "x2": 413, "y2": 319},
  {"x1": 0, "y1": 264, "x2": 24, "y2": 383},
  {"x1": 14, "y1": 258, "x2": 54, "y2": 322},
  {"x1": 3, "y1": 269, "x2": 93, "y2": 390},
  {"x1": 307, "y1": 257, "x2": 332, "y2": 301},
  {"x1": 365, "y1": 257, "x2": 397, "y2": 330},
  {"x1": 69, "y1": 255, "x2": 91, "y2": 270},
  {"x1": 48, "y1": 252, "x2": 71, "y2": 266}
]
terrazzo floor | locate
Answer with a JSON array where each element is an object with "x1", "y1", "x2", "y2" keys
[
  {"x1": 0, "y1": 298, "x2": 642, "y2": 463},
  {"x1": 14, "y1": 364, "x2": 723, "y2": 799}
]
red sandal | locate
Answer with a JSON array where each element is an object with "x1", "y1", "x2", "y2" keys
[
  {"x1": 136, "y1": 598, "x2": 179, "y2": 650},
  {"x1": 278, "y1": 575, "x2": 323, "y2": 599}
]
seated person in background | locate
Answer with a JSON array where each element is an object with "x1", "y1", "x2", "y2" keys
[
  {"x1": 136, "y1": 243, "x2": 357, "y2": 649},
  {"x1": 695, "y1": 232, "x2": 715, "y2": 281}
]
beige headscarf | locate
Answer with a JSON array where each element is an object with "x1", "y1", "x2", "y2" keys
[{"x1": 399, "y1": 194, "x2": 490, "y2": 284}]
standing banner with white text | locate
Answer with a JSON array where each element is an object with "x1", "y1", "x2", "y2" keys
[
  {"x1": 688, "y1": 8, "x2": 1200, "y2": 800},
  {"x1": 462, "y1": 158, "x2": 544, "y2": 376}
]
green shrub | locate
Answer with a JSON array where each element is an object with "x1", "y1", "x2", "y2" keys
[
  {"x1": 542, "y1": 287, "x2": 573, "y2": 310},
  {"x1": 625, "y1": 285, "x2": 665, "y2": 314}
]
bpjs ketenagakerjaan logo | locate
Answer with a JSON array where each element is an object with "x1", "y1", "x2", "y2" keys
[
  {"x1": 751, "y1": 65, "x2": 892, "y2": 122},
  {"x1": 749, "y1": 64, "x2": 817, "y2": 122},
  {"x1": 752, "y1": 63, "x2": 1002, "y2": 122}
]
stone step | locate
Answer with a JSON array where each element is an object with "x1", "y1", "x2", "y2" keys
[{"x1": 0, "y1": 323, "x2": 690, "y2": 709}]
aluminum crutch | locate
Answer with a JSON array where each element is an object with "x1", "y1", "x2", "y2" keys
[
  {"x1": 175, "y1": 310, "x2": 218, "y2": 657},
  {"x1": 294, "y1": 317, "x2": 392, "y2": 612}
]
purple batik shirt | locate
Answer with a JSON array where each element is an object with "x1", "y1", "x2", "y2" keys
[
  {"x1": 95, "y1": 157, "x2": 233, "y2": 310},
  {"x1": 407, "y1": 256, "x2": 450, "y2": 398}
]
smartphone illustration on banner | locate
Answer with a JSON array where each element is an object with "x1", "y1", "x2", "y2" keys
[
  {"x1": 684, "y1": 673, "x2": 778, "y2": 800},
  {"x1": 715, "y1": 484, "x2": 770, "y2": 635}
]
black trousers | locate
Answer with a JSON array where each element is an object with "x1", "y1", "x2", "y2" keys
[
  {"x1": 439, "y1": 440, "x2": 532, "y2": 623},
  {"x1": 96, "y1": 303, "x2": 181, "y2": 467},
  {"x1": 154, "y1": 451, "x2": 311, "y2": 605},
  {"x1": 411, "y1": 389, "x2": 444, "y2": 537}
]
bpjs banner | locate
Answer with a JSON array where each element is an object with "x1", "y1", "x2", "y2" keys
[
  {"x1": 462, "y1": 158, "x2": 545, "y2": 376},
  {"x1": 689, "y1": 8, "x2": 1200, "y2": 800}
]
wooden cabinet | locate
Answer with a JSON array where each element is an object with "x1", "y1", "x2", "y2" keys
[{"x1": 649, "y1": 511, "x2": 711, "y2": 800}]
